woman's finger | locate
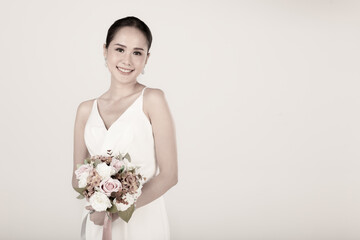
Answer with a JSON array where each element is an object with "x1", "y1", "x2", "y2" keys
[{"x1": 85, "y1": 205, "x2": 94, "y2": 211}]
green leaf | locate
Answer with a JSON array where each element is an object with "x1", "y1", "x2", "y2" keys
[
  {"x1": 77, "y1": 194, "x2": 85, "y2": 199},
  {"x1": 124, "y1": 153, "x2": 131, "y2": 162},
  {"x1": 108, "y1": 203, "x2": 118, "y2": 213},
  {"x1": 84, "y1": 158, "x2": 91, "y2": 164},
  {"x1": 117, "y1": 204, "x2": 135, "y2": 223},
  {"x1": 73, "y1": 186, "x2": 86, "y2": 195},
  {"x1": 94, "y1": 159, "x2": 102, "y2": 167}
]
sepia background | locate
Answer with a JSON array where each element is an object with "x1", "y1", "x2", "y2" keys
[{"x1": 0, "y1": 0, "x2": 359, "y2": 239}]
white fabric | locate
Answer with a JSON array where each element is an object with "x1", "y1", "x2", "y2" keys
[{"x1": 81, "y1": 86, "x2": 170, "y2": 240}]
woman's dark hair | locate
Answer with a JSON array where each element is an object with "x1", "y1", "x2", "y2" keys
[{"x1": 105, "y1": 16, "x2": 152, "y2": 52}]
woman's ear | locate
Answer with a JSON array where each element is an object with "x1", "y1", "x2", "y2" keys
[{"x1": 103, "y1": 43, "x2": 107, "y2": 59}]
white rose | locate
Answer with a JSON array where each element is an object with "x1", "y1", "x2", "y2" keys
[
  {"x1": 75, "y1": 163, "x2": 93, "y2": 179},
  {"x1": 96, "y1": 162, "x2": 116, "y2": 179},
  {"x1": 78, "y1": 172, "x2": 89, "y2": 188},
  {"x1": 114, "y1": 201, "x2": 131, "y2": 211},
  {"x1": 89, "y1": 192, "x2": 112, "y2": 212},
  {"x1": 113, "y1": 193, "x2": 135, "y2": 211},
  {"x1": 125, "y1": 193, "x2": 135, "y2": 205}
]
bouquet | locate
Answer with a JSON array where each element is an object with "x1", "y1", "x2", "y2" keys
[{"x1": 74, "y1": 149, "x2": 146, "y2": 223}]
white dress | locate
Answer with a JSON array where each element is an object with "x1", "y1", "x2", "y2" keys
[{"x1": 80, "y1": 86, "x2": 170, "y2": 240}]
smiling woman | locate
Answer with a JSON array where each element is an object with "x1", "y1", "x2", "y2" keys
[
  {"x1": 72, "y1": 16, "x2": 178, "y2": 240},
  {"x1": 104, "y1": 25, "x2": 150, "y2": 80}
]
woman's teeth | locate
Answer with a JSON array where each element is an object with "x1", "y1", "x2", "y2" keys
[{"x1": 117, "y1": 67, "x2": 133, "y2": 73}]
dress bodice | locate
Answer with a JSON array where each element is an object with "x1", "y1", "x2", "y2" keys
[{"x1": 83, "y1": 86, "x2": 158, "y2": 182}]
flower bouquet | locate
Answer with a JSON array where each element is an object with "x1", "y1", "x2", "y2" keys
[{"x1": 74, "y1": 149, "x2": 146, "y2": 223}]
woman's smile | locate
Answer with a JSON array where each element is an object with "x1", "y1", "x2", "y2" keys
[{"x1": 116, "y1": 66, "x2": 134, "y2": 74}]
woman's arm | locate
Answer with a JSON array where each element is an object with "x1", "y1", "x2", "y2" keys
[
  {"x1": 72, "y1": 101, "x2": 92, "y2": 190},
  {"x1": 73, "y1": 101, "x2": 107, "y2": 226},
  {"x1": 133, "y1": 88, "x2": 178, "y2": 209}
]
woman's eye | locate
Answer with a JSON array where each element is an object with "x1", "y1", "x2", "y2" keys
[
  {"x1": 115, "y1": 48, "x2": 124, "y2": 52},
  {"x1": 134, "y1": 51, "x2": 142, "y2": 56}
]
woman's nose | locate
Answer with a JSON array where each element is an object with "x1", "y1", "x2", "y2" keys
[{"x1": 122, "y1": 52, "x2": 132, "y2": 65}]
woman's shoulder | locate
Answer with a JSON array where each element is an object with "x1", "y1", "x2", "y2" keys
[
  {"x1": 77, "y1": 98, "x2": 96, "y2": 112},
  {"x1": 143, "y1": 87, "x2": 170, "y2": 116},
  {"x1": 75, "y1": 98, "x2": 96, "y2": 124},
  {"x1": 143, "y1": 86, "x2": 166, "y2": 99}
]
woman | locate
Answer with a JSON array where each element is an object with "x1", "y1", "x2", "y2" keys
[{"x1": 72, "y1": 16, "x2": 178, "y2": 239}]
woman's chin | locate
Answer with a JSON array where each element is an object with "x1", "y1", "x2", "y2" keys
[{"x1": 111, "y1": 75, "x2": 138, "y2": 84}]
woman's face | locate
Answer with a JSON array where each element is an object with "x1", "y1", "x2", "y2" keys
[{"x1": 104, "y1": 26, "x2": 150, "y2": 83}]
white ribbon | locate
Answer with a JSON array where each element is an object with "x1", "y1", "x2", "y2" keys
[{"x1": 80, "y1": 210, "x2": 92, "y2": 240}]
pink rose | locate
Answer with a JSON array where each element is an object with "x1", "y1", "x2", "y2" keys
[
  {"x1": 99, "y1": 178, "x2": 122, "y2": 197},
  {"x1": 111, "y1": 158, "x2": 125, "y2": 172},
  {"x1": 75, "y1": 164, "x2": 93, "y2": 179}
]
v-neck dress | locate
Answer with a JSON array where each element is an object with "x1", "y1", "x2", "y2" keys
[{"x1": 80, "y1": 86, "x2": 170, "y2": 240}]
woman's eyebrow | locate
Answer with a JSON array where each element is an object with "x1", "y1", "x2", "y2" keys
[{"x1": 114, "y1": 43, "x2": 145, "y2": 51}]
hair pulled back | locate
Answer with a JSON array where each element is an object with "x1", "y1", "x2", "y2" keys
[{"x1": 105, "y1": 16, "x2": 152, "y2": 52}]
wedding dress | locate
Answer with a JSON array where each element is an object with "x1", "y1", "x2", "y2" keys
[{"x1": 80, "y1": 86, "x2": 170, "y2": 240}]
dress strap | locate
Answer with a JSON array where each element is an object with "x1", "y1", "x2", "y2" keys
[{"x1": 141, "y1": 86, "x2": 148, "y2": 96}]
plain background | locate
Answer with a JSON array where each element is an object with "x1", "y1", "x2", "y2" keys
[{"x1": 1, "y1": 0, "x2": 359, "y2": 239}]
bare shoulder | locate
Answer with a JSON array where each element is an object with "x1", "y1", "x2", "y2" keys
[
  {"x1": 143, "y1": 87, "x2": 167, "y2": 108},
  {"x1": 143, "y1": 87, "x2": 171, "y2": 122},
  {"x1": 144, "y1": 87, "x2": 165, "y2": 98},
  {"x1": 75, "y1": 98, "x2": 96, "y2": 125}
]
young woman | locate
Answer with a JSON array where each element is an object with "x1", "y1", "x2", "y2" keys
[{"x1": 72, "y1": 16, "x2": 178, "y2": 239}]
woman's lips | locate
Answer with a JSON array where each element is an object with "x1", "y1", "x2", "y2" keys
[{"x1": 117, "y1": 66, "x2": 134, "y2": 74}]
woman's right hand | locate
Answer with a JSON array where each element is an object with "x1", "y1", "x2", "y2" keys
[{"x1": 85, "y1": 206, "x2": 106, "y2": 226}]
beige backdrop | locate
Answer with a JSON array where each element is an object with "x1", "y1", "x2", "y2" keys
[{"x1": 1, "y1": 0, "x2": 359, "y2": 239}]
